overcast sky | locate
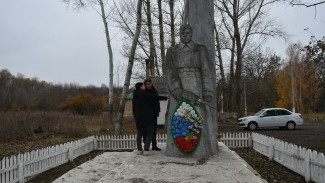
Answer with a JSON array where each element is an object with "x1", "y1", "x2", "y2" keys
[{"x1": 0, "y1": 1, "x2": 324, "y2": 87}]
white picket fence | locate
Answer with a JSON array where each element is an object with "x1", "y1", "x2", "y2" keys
[
  {"x1": 0, "y1": 136, "x2": 95, "y2": 183},
  {"x1": 0, "y1": 134, "x2": 167, "y2": 183},
  {"x1": 219, "y1": 132, "x2": 252, "y2": 148},
  {"x1": 220, "y1": 132, "x2": 325, "y2": 182},
  {"x1": 1, "y1": 133, "x2": 325, "y2": 183},
  {"x1": 252, "y1": 133, "x2": 325, "y2": 183},
  {"x1": 96, "y1": 134, "x2": 167, "y2": 150}
]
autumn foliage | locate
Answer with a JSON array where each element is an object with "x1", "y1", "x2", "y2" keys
[
  {"x1": 58, "y1": 93, "x2": 106, "y2": 115},
  {"x1": 276, "y1": 54, "x2": 321, "y2": 113}
]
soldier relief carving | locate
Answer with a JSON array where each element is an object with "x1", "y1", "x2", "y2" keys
[{"x1": 166, "y1": 24, "x2": 217, "y2": 157}]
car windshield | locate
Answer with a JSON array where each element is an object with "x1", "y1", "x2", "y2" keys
[{"x1": 254, "y1": 109, "x2": 265, "y2": 116}]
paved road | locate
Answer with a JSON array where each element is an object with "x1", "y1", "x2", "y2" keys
[{"x1": 219, "y1": 122, "x2": 325, "y2": 154}]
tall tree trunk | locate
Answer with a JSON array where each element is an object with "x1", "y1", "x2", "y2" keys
[
  {"x1": 99, "y1": 0, "x2": 114, "y2": 124},
  {"x1": 146, "y1": 0, "x2": 156, "y2": 76},
  {"x1": 228, "y1": 37, "x2": 235, "y2": 113},
  {"x1": 214, "y1": 23, "x2": 226, "y2": 95},
  {"x1": 169, "y1": 0, "x2": 175, "y2": 46},
  {"x1": 158, "y1": 0, "x2": 166, "y2": 75},
  {"x1": 233, "y1": 0, "x2": 244, "y2": 118},
  {"x1": 183, "y1": 0, "x2": 189, "y2": 24},
  {"x1": 115, "y1": 0, "x2": 143, "y2": 135},
  {"x1": 154, "y1": 51, "x2": 161, "y2": 76}
]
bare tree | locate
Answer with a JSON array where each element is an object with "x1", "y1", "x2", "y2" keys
[
  {"x1": 214, "y1": 1, "x2": 236, "y2": 113},
  {"x1": 214, "y1": 23, "x2": 226, "y2": 102},
  {"x1": 112, "y1": 0, "x2": 156, "y2": 78},
  {"x1": 242, "y1": 50, "x2": 281, "y2": 111},
  {"x1": 112, "y1": 0, "x2": 149, "y2": 59},
  {"x1": 145, "y1": 0, "x2": 159, "y2": 76},
  {"x1": 158, "y1": 0, "x2": 166, "y2": 75},
  {"x1": 62, "y1": 0, "x2": 115, "y2": 124},
  {"x1": 214, "y1": 0, "x2": 286, "y2": 117},
  {"x1": 111, "y1": 0, "x2": 182, "y2": 79},
  {"x1": 214, "y1": 24, "x2": 225, "y2": 87},
  {"x1": 115, "y1": 0, "x2": 143, "y2": 135},
  {"x1": 168, "y1": 0, "x2": 176, "y2": 46}
]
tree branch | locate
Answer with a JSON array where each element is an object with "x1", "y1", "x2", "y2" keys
[{"x1": 290, "y1": 1, "x2": 325, "y2": 7}]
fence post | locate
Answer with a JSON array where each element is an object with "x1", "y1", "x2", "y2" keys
[
  {"x1": 93, "y1": 137, "x2": 98, "y2": 150},
  {"x1": 18, "y1": 159, "x2": 24, "y2": 183},
  {"x1": 304, "y1": 157, "x2": 311, "y2": 182},
  {"x1": 68, "y1": 147, "x2": 74, "y2": 162},
  {"x1": 248, "y1": 135, "x2": 253, "y2": 148},
  {"x1": 269, "y1": 143, "x2": 274, "y2": 161}
]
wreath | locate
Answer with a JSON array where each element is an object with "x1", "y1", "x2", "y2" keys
[{"x1": 171, "y1": 99, "x2": 203, "y2": 154}]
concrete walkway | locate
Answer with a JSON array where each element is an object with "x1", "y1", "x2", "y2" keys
[{"x1": 53, "y1": 143, "x2": 266, "y2": 183}]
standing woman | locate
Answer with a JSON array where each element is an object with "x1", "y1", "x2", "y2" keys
[{"x1": 132, "y1": 82, "x2": 155, "y2": 156}]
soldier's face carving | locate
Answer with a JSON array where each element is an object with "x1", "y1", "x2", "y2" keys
[{"x1": 180, "y1": 28, "x2": 192, "y2": 44}]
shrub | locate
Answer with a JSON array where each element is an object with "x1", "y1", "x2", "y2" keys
[{"x1": 58, "y1": 93, "x2": 106, "y2": 115}]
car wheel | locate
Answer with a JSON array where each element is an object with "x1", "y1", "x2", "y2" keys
[
  {"x1": 248, "y1": 122, "x2": 257, "y2": 131},
  {"x1": 286, "y1": 122, "x2": 295, "y2": 130}
]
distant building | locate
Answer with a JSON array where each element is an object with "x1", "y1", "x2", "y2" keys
[{"x1": 123, "y1": 93, "x2": 134, "y2": 117}]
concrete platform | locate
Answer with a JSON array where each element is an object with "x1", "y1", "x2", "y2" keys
[{"x1": 53, "y1": 143, "x2": 266, "y2": 183}]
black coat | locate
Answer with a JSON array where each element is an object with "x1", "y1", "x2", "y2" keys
[
  {"x1": 146, "y1": 86, "x2": 167, "y2": 117},
  {"x1": 132, "y1": 89, "x2": 156, "y2": 129}
]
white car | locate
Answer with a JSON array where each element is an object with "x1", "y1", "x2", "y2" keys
[{"x1": 237, "y1": 108, "x2": 303, "y2": 131}]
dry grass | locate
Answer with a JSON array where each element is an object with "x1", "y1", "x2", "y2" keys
[
  {"x1": 0, "y1": 111, "x2": 117, "y2": 142},
  {"x1": 0, "y1": 111, "x2": 166, "y2": 159},
  {"x1": 0, "y1": 111, "x2": 162, "y2": 142},
  {"x1": 303, "y1": 113, "x2": 325, "y2": 123}
]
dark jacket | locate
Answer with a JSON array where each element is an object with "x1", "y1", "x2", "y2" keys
[
  {"x1": 132, "y1": 89, "x2": 156, "y2": 129},
  {"x1": 146, "y1": 86, "x2": 167, "y2": 117}
]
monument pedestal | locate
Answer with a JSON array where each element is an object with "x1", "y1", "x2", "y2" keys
[{"x1": 53, "y1": 143, "x2": 265, "y2": 183}]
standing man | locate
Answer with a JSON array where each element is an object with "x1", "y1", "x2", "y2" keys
[
  {"x1": 144, "y1": 79, "x2": 167, "y2": 151},
  {"x1": 132, "y1": 82, "x2": 155, "y2": 156}
]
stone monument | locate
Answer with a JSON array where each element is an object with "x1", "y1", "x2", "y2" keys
[{"x1": 165, "y1": 0, "x2": 217, "y2": 157}]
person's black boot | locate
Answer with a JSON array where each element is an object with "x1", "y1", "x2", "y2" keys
[{"x1": 152, "y1": 146, "x2": 161, "y2": 151}]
